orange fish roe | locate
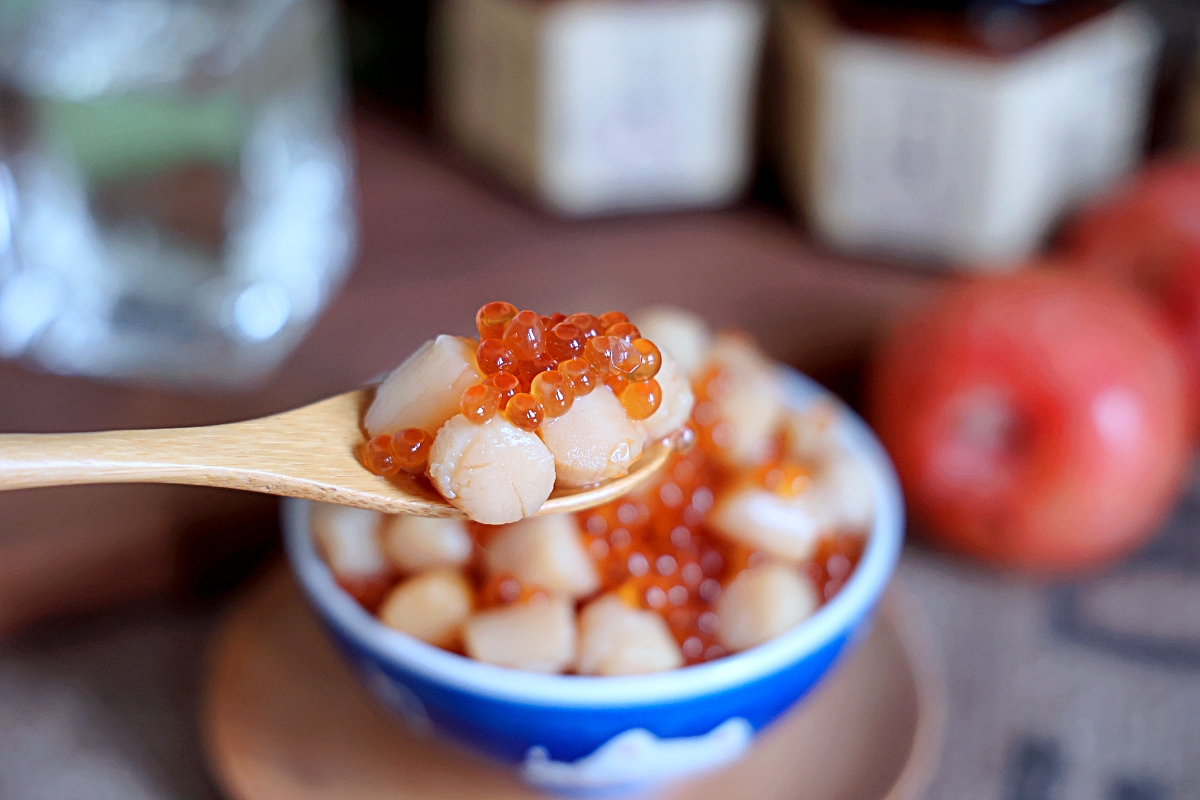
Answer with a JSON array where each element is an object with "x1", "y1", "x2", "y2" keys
[
  {"x1": 362, "y1": 301, "x2": 677, "y2": 479},
  {"x1": 606, "y1": 322, "x2": 641, "y2": 343},
  {"x1": 503, "y1": 310, "x2": 545, "y2": 360},
  {"x1": 605, "y1": 373, "x2": 630, "y2": 396},
  {"x1": 349, "y1": 336, "x2": 867, "y2": 670},
  {"x1": 598, "y1": 310, "x2": 629, "y2": 329},
  {"x1": 391, "y1": 428, "x2": 433, "y2": 473},
  {"x1": 345, "y1": 309, "x2": 870, "y2": 670},
  {"x1": 531, "y1": 370, "x2": 574, "y2": 418},
  {"x1": 483, "y1": 372, "x2": 520, "y2": 409},
  {"x1": 574, "y1": 434, "x2": 865, "y2": 665},
  {"x1": 548, "y1": 322, "x2": 587, "y2": 362},
  {"x1": 363, "y1": 430, "x2": 433, "y2": 477},
  {"x1": 505, "y1": 392, "x2": 544, "y2": 431},
  {"x1": 804, "y1": 533, "x2": 867, "y2": 602},
  {"x1": 460, "y1": 383, "x2": 501, "y2": 423},
  {"x1": 476, "y1": 301, "x2": 517, "y2": 340},
  {"x1": 558, "y1": 358, "x2": 598, "y2": 396},
  {"x1": 567, "y1": 313, "x2": 602, "y2": 339},
  {"x1": 476, "y1": 338, "x2": 517, "y2": 375},
  {"x1": 621, "y1": 378, "x2": 662, "y2": 420},
  {"x1": 363, "y1": 434, "x2": 399, "y2": 477},
  {"x1": 629, "y1": 338, "x2": 661, "y2": 381}
]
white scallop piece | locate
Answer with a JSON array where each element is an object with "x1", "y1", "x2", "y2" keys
[
  {"x1": 781, "y1": 402, "x2": 839, "y2": 464},
  {"x1": 538, "y1": 386, "x2": 643, "y2": 488},
  {"x1": 704, "y1": 333, "x2": 785, "y2": 468},
  {"x1": 577, "y1": 595, "x2": 683, "y2": 676},
  {"x1": 310, "y1": 502, "x2": 387, "y2": 579},
  {"x1": 639, "y1": 350, "x2": 695, "y2": 441},
  {"x1": 427, "y1": 414, "x2": 556, "y2": 524},
  {"x1": 484, "y1": 514, "x2": 600, "y2": 598},
  {"x1": 378, "y1": 569, "x2": 473, "y2": 648},
  {"x1": 364, "y1": 335, "x2": 483, "y2": 437},
  {"x1": 381, "y1": 515, "x2": 474, "y2": 573},
  {"x1": 630, "y1": 305, "x2": 713, "y2": 379},
  {"x1": 708, "y1": 486, "x2": 821, "y2": 562},
  {"x1": 809, "y1": 447, "x2": 875, "y2": 531},
  {"x1": 463, "y1": 598, "x2": 577, "y2": 673},
  {"x1": 716, "y1": 563, "x2": 818, "y2": 653}
]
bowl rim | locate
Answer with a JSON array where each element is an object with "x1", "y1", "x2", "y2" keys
[{"x1": 284, "y1": 367, "x2": 904, "y2": 707}]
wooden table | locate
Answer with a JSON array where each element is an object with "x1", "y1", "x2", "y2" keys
[{"x1": 0, "y1": 111, "x2": 937, "y2": 633}]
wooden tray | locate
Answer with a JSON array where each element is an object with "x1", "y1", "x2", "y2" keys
[{"x1": 201, "y1": 566, "x2": 945, "y2": 800}]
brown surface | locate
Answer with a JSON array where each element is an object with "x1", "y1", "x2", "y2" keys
[
  {"x1": 202, "y1": 566, "x2": 946, "y2": 800},
  {"x1": 0, "y1": 112, "x2": 937, "y2": 633}
]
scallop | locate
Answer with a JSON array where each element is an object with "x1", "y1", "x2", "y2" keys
[
  {"x1": 538, "y1": 386, "x2": 643, "y2": 488},
  {"x1": 463, "y1": 598, "x2": 577, "y2": 673},
  {"x1": 577, "y1": 595, "x2": 683, "y2": 676},
  {"x1": 810, "y1": 448, "x2": 874, "y2": 531},
  {"x1": 484, "y1": 514, "x2": 600, "y2": 598},
  {"x1": 631, "y1": 305, "x2": 713, "y2": 379},
  {"x1": 310, "y1": 503, "x2": 387, "y2": 579},
  {"x1": 705, "y1": 333, "x2": 785, "y2": 468},
  {"x1": 716, "y1": 563, "x2": 818, "y2": 652},
  {"x1": 381, "y1": 515, "x2": 473, "y2": 573},
  {"x1": 782, "y1": 403, "x2": 839, "y2": 464},
  {"x1": 639, "y1": 350, "x2": 695, "y2": 441},
  {"x1": 364, "y1": 335, "x2": 483, "y2": 437},
  {"x1": 708, "y1": 486, "x2": 821, "y2": 562},
  {"x1": 378, "y1": 569, "x2": 473, "y2": 648},
  {"x1": 427, "y1": 414, "x2": 556, "y2": 524}
]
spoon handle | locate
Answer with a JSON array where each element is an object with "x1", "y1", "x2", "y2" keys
[{"x1": 0, "y1": 418, "x2": 293, "y2": 493}]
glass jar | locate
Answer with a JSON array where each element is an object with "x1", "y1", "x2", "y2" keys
[
  {"x1": 438, "y1": 0, "x2": 766, "y2": 216},
  {"x1": 774, "y1": 0, "x2": 1160, "y2": 267},
  {"x1": 0, "y1": 0, "x2": 355, "y2": 386}
]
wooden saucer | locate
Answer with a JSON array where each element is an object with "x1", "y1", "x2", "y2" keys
[{"x1": 202, "y1": 566, "x2": 945, "y2": 800}]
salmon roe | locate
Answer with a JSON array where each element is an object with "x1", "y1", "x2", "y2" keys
[
  {"x1": 363, "y1": 434, "x2": 400, "y2": 477},
  {"x1": 606, "y1": 322, "x2": 641, "y2": 343},
  {"x1": 348, "y1": 326, "x2": 869, "y2": 669},
  {"x1": 503, "y1": 310, "x2": 544, "y2": 360},
  {"x1": 476, "y1": 301, "x2": 517, "y2": 340},
  {"x1": 629, "y1": 338, "x2": 661, "y2": 382},
  {"x1": 621, "y1": 378, "x2": 662, "y2": 420},
  {"x1": 598, "y1": 310, "x2": 629, "y2": 329},
  {"x1": 505, "y1": 392, "x2": 544, "y2": 431},
  {"x1": 477, "y1": 338, "x2": 517, "y2": 375},
  {"x1": 460, "y1": 383, "x2": 501, "y2": 423},
  {"x1": 361, "y1": 302, "x2": 670, "y2": 479},
  {"x1": 550, "y1": 359, "x2": 591, "y2": 397},
  {"x1": 484, "y1": 372, "x2": 520, "y2": 409},
  {"x1": 362, "y1": 428, "x2": 433, "y2": 477},
  {"x1": 574, "y1": 441, "x2": 865, "y2": 665},
  {"x1": 392, "y1": 428, "x2": 433, "y2": 473},
  {"x1": 531, "y1": 370, "x2": 574, "y2": 418}
]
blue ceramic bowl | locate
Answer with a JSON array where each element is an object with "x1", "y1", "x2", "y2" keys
[{"x1": 283, "y1": 368, "x2": 904, "y2": 795}]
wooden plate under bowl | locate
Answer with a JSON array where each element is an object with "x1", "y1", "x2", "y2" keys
[{"x1": 202, "y1": 566, "x2": 946, "y2": 800}]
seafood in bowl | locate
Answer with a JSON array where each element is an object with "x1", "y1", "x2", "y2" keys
[
  {"x1": 287, "y1": 308, "x2": 904, "y2": 793},
  {"x1": 359, "y1": 303, "x2": 694, "y2": 523}
]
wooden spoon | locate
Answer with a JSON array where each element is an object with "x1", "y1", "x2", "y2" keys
[{"x1": 0, "y1": 388, "x2": 675, "y2": 518}]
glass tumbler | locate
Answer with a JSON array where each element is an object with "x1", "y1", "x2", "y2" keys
[{"x1": 0, "y1": 0, "x2": 355, "y2": 386}]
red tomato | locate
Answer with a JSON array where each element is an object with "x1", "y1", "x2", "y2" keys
[
  {"x1": 868, "y1": 271, "x2": 1189, "y2": 572},
  {"x1": 1065, "y1": 159, "x2": 1200, "y2": 407}
]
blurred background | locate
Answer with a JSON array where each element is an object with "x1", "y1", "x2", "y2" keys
[{"x1": 2, "y1": 0, "x2": 1200, "y2": 797}]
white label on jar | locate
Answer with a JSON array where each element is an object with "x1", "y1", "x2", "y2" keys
[
  {"x1": 811, "y1": 6, "x2": 1160, "y2": 265},
  {"x1": 540, "y1": 0, "x2": 765, "y2": 215}
]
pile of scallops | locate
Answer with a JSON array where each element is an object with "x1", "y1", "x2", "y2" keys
[
  {"x1": 361, "y1": 304, "x2": 695, "y2": 524},
  {"x1": 315, "y1": 307, "x2": 874, "y2": 675}
]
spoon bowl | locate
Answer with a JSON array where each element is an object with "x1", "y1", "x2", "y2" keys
[{"x1": 0, "y1": 388, "x2": 675, "y2": 517}]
